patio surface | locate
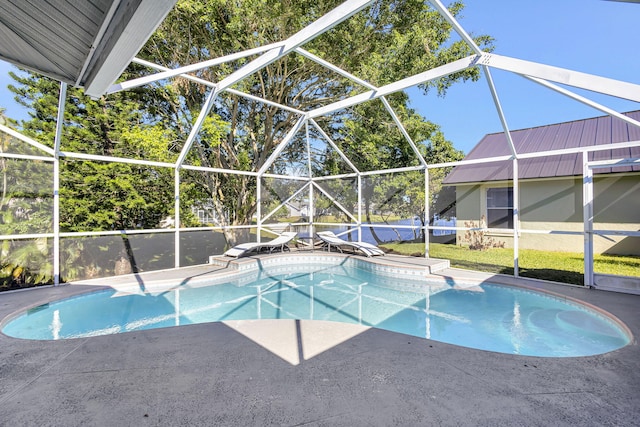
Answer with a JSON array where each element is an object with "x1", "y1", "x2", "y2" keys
[{"x1": 1, "y1": 254, "x2": 639, "y2": 426}]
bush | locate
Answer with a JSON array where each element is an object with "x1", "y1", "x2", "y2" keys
[{"x1": 461, "y1": 215, "x2": 505, "y2": 251}]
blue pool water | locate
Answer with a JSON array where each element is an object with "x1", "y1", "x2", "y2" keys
[{"x1": 2, "y1": 263, "x2": 631, "y2": 357}]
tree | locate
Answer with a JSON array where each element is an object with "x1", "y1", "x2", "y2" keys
[
  {"x1": 137, "y1": 0, "x2": 492, "y2": 245},
  {"x1": 0, "y1": 107, "x2": 53, "y2": 288},
  {"x1": 2, "y1": 0, "x2": 491, "y2": 285},
  {"x1": 6, "y1": 71, "x2": 200, "y2": 282},
  {"x1": 327, "y1": 94, "x2": 464, "y2": 242},
  {"x1": 9, "y1": 72, "x2": 179, "y2": 232}
]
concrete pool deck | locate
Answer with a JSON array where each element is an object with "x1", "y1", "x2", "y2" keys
[{"x1": 1, "y1": 253, "x2": 639, "y2": 426}]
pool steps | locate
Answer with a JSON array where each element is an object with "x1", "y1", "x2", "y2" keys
[{"x1": 208, "y1": 252, "x2": 450, "y2": 277}]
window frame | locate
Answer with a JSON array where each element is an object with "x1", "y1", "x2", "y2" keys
[{"x1": 485, "y1": 186, "x2": 513, "y2": 229}]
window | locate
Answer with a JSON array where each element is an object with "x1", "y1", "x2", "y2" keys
[{"x1": 486, "y1": 187, "x2": 513, "y2": 229}]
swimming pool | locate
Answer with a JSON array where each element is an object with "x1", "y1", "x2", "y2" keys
[{"x1": 1, "y1": 260, "x2": 631, "y2": 357}]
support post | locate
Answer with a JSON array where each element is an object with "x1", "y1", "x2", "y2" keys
[
  {"x1": 583, "y1": 152, "x2": 594, "y2": 288},
  {"x1": 53, "y1": 82, "x2": 67, "y2": 286},
  {"x1": 257, "y1": 176, "x2": 262, "y2": 243},
  {"x1": 513, "y1": 157, "x2": 519, "y2": 277},
  {"x1": 174, "y1": 169, "x2": 180, "y2": 268},
  {"x1": 306, "y1": 121, "x2": 313, "y2": 238},
  {"x1": 424, "y1": 167, "x2": 430, "y2": 259},
  {"x1": 308, "y1": 182, "x2": 314, "y2": 240},
  {"x1": 357, "y1": 174, "x2": 362, "y2": 242}
]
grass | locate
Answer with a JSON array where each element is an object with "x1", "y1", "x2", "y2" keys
[
  {"x1": 381, "y1": 242, "x2": 640, "y2": 286},
  {"x1": 276, "y1": 214, "x2": 404, "y2": 223}
]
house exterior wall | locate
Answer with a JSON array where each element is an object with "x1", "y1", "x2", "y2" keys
[
  {"x1": 453, "y1": 174, "x2": 640, "y2": 255},
  {"x1": 453, "y1": 184, "x2": 483, "y2": 225}
]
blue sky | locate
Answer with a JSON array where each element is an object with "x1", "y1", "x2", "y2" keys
[
  {"x1": 0, "y1": 61, "x2": 24, "y2": 122},
  {"x1": 410, "y1": 0, "x2": 640, "y2": 153},
  {"x1": 1, "y1": 0, "x2": 639, "y2": 154}
]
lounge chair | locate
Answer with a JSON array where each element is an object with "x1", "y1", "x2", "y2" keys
[
  {"x1": 224, "y1": 232, "x2": 297, "y2": 257},
  {"x1": 316, "y1": 231, "x2": 385, "y2": 257}
]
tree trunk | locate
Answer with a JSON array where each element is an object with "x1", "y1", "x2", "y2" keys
[{"x1": 364, "y1": 197, "x2": 382, "y2": 244}]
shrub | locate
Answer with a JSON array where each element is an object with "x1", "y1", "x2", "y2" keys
[{"x1": 461, "y1": 215, "x2": 505, "y2": 251}]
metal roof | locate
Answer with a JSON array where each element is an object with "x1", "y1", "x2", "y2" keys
[
  {"x1": 0, "y1": 0, "x2": 176, "y2": 98},
  {"x1": 444, "y1": 111, "x2": 640, "y2": 184}
]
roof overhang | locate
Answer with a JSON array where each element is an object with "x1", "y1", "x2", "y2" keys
[{"x1": 0, "y1": 0, "x2": 176, "y2": 98}]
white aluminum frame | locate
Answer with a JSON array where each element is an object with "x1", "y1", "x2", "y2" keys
[{"x1": 1, "y1": 0, "x2": 639, "y2": 290}]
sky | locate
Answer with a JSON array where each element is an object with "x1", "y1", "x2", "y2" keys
[
  {"x1": 0, "y1": 0, "x2": 638, "y2": 154},
  {"x1": 409, "y1": 0, "x2": 640, "y2": 153}
]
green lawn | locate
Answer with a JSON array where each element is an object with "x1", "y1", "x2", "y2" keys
[{"x1": 381, "y1": 242, "x2": 640, "y2": 286}]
